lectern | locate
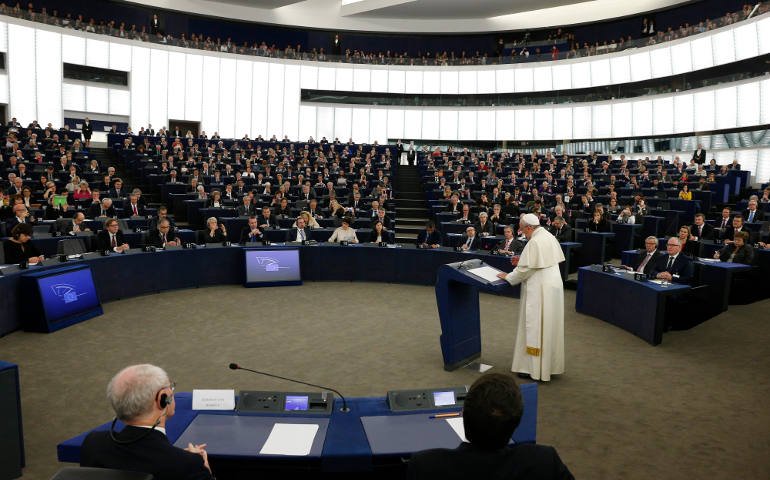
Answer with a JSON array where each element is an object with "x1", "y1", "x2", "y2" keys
[{"x1": 435, "y1": 259, "x2": 513, "y2": 371}]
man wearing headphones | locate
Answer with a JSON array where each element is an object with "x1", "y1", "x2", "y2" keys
[{"x1": 80, "y1": 364, "x2": 213, "y2": 480}]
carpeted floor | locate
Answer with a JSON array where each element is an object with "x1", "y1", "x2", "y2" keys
[{"x1": 1, "y1": 282, "x2": 768, "y2": 480}]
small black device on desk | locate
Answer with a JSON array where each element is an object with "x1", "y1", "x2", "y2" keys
[
  {"x1": 386, "y1": 386, "x2": 468, "y2": 412},
  {"x1": 236, "y1": 390, "x2": 334, "y2": 415}
]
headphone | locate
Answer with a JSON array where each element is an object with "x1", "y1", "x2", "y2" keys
[{"x1": 109, "y1": 386, "x2": 173, "y2": 444}]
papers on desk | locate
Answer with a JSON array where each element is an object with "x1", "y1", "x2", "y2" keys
[
  {"x1": 445, "y1": 417, "x2": 468, "y2": 442},
  {"x1": 192, "y1": 389, "x2": 235, "y2": 410},
  {"x1": 260, "y1": 423, "x2": 319, "y2": 456},
  {"x1": 467, "y1": 265, "x2": 504, "y2": 283}
]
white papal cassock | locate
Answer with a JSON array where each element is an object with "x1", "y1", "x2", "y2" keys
[{"x1": 503, "y1": 226, "x2": 565, "y2": 381}]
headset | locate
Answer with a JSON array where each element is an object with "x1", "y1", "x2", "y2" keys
[{"x1": 109, "y1": 385, "x2": 174, "y2": 444}]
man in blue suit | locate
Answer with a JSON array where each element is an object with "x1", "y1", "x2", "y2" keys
[
  {"x1": 651, "y1": 237, "x2": 694, "y2": 284},
  {"x1": 416, "y1": 221, "x2": 442, "y2": 248}
]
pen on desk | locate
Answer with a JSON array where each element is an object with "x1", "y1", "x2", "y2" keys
[{"x1": 429, "y1": 412, "x2": 461, "y2": 419}]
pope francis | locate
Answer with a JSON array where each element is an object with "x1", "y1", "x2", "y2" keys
[{"x1": 496, "y1": 213, "x2": 565, "y2": 381}]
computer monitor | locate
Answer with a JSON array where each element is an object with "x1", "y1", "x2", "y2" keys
[{"x1": 243, "y1": 248, "x2": 302, "y2": 287}]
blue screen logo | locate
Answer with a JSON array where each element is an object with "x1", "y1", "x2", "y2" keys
[{"x1": 50, "y1": 283, "x2": 86, "y2": 304}]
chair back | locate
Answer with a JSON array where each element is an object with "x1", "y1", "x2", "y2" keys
[
  {"x1": 51, "y1": 466, "x2": 153, "y2": 480},
  {"x1": 56, "y1": 238, "x2": 87, "y2": 255}
]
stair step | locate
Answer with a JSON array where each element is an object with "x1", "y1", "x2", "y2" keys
[{"x1": 395, "y1": 233, "x2": 418, "y2": 240}]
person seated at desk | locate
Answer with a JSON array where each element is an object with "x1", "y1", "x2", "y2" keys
[
  {"x1": 615, "y1": 206, "x2": 635, "y2": 225},
  {"x1": 677, "y1": 226, "x2": 700, "y2": 258},
  {"x1": 96, "y1": 218, "x2": 131, "y2": 253},
  {"x1": 147, "y1": 219, "x2": 179, "y2": 248},
  {"x1": 3, "y1": 224, "x2": 44, "y2": 264},
  {"x1": 417, "y1": 221, "x2": 442, "y2": 248},
  {"x1": 474, "y1": 211, "x2": 495, "y2": 237},
  {"x1": 328, "y1": 216, "x2": 358, "y2": 243},
  {"x1": 651, "y1": 237, "x2": 693, "y2": 284},
  {"x1": 239, "y1": 216, "x2": 264, "y2": 243},
  {"x1": 328, "y1": 199, "x2": 346, "y2": 227},
  {"x1": 56, "y1": 212, "x2": 91, "y2": 235},
  {"x1": 80, "y1": 364, "x2": 213, "y2": 480},
  {"x1": 678, "y1": 184, "x2": 692, "y2": 200},
  {"x1": 623, "y1": 235, "x2": 661, "y2": 275},
  {"x1": 586, "y1": 210, "x2": 610, "y2": 232},
  {"x1": 88, "y1": 198, "x2": 116, "y2": 219},
  {"x1": 6, "y1": 204, "x2": 38, "y2": 231},
  {"x1": 444, "y1": 195, "x2": 462, "y2": 215},
  {"x1": 286, "y1": 216, "x2": 311, "y2": 242},
  {"x1": 258, "y1": 206, "x2": 277, "y2": 229},
  {"x1": 125, "y1": 194, "x2": 145, "y2": 217},
  {"x1": 744, "y1": 199, "x2": 763, "y2": 224},
  {"x1": 148, "y1": 206, "x2": 175, "y2": 231},
  {"x1": 407, "y1": 372, "x2": 573, "y2": 480},
  {"x1": 236, "y1": 195, "x2": 255, "y2": 217},
  {"x1": 606, "y1": 198, "x2": 622, "y2": 217},
  {"x1": 208, "y1": 190, "x2": 224, "y2": 208},
  {"x1": 722, "y1": 215, "x2": 756, "y2": 244},
  {"x1": 690, "y1": 213, "x2": 714, "y2": 241},
  {"x1": 457, "y1": 204, "x2": 475, "y2": 224},
  {"x1": 293, "y1": 211, "x2": 321, "y2": 229},
  {"x1": 548, "y1": 216, "x2": 572, "y2": 243},
  {"x1": 714, "y1": 231, "x2": 754, "y2": 265},
  {"x1": 488, "y1": 203, "x2": 508, "y2": 227},
  {"x1": 203, "y1": 217, "x2": 227, "y2": 243},
  {"x1": 274, "y1": 197, "x2": 293, "y2": 219},
  {"x1": 496, "y1": 226, "x2": 524, "y2": 255},
  {"x1": 369, "y1": 220, "x2": 391, "y2": 243},
  {"x1": 460, "y1": 226, "x2": 481, "y2": 251}
]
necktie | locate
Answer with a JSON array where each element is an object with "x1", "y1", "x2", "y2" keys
[
  {"x1": 637, "y1": 253, "x2": 652, "y2": 273},
  {"x1": 133, "y1": 205, "x2": 138, "y2": 215},
  {"x1": 466, "y1": 237, "x2": 472, "y2": 248},
  {"x1": 666, "y1": 256, "x2": 674, "y2": 271},
  {"x1": 111, "y1": 234, "x2": 116, "y2": 248},
  {"x1": 698, "y1": 225, "x2": 702, "y2": 237},
  {"x1": 300, "y1": 229, "x2": 306, "y2": 241},
  {"x1": 162, "y1": 233, "x2": 166, "y2": 245},
  {"x1": 749, "y1": 210, "x2": 754, "y2": 222},
  {"x1": 504, "y1": 239, "x2": 511, "y2": 252}
]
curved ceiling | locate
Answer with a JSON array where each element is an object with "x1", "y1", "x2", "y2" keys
[{"x1": 123, "y1": 0, "x2": 692, "y2": 34}]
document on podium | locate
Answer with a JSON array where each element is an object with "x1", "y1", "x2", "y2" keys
[
  {"x1": 259, "y1": 423, "x2": 319, "y2": 456},
  {"x1": 466, "y1": 265, "x2": 505, "y2": 283}
]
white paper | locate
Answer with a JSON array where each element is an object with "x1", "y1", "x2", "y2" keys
[
  {"x1": 445, "y1": 417, "x2": 468, "y2": 442},
  {"x1": 192, "y1": 389, "x2": 235, "y2": 411},
  {"x1": 260, "y1": 423, "x2": 319, "y2": 456},
  {"x1": 467, "y1": 265, "x2": 504, "y2": 283}
]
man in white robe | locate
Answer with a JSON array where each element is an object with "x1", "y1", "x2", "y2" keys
[{"x1": 497, "y1": 214, "x2": 565, "y2": 381}]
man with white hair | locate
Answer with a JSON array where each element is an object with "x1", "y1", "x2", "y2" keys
[
  {"x1": 497, "y1": 214, "x2": 566, "y2": 381},
  {"x1": 80, "y1": 364, "x2": 213, "y2": 479}
]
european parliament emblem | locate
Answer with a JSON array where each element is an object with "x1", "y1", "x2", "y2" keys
[
  {"x1": 50, "y1": 284, "x2": 84, "y2": 304},
  {"x1": 253, "y1": 256, "x2": 290, "y2": 272}
]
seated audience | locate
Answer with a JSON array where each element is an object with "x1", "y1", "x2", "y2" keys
[
  {"x1": 586, "y1": 210, "x2": 610, "y2": 232},
  {"x1": 88, "y1": 198, "x2": 116, "y2": 218},
  {"x1": 3, "y1": 224, "x2": 45, "y2": 264},
  {"x1": 56, "y1": 212, "x2": 90, "y2": 235},
  {"x1": 548, "y1": 216, "x2": 572, "y2": 243},
  {"x1": 616, "y1": 206, "x2": 635, "y2": 224},
  {"x1": 328, "y1": 217, "x2": 358, "y2": 243},
  {"x1": 147, "y1": 219, "x2": 180, "y2": 248},
  {"x1": 286, "y1": 216, "x2": 311, "y2": 242},
  {"x1": 369, "y1": 220, "x2": 390, "y2": 243},
  {"x1": 202, "y1": 216, "x2": 227, "y2": 243},
  {"x1": 495, "y1": 226, "x2": 524, "y2": 255},
  {"x1": 96, "y1": 218, "x2": 131, "y2": 252},
  {"x1": 460, "y1": 225, "x2": 481, "y2": 251},
  {"x1": 239, "y1": 216, "x2": 264, "y2": 243},
  {"x1": 714, "y1": 231, "x2": 754, "y2": 265},
  {"x1": 474, "y1": 212, "x2": 495, "y2": 237},
  {"x1": 651, "y1": 237, "x2": 693, "y2": 284},
  {"x1": 623, "y1": 236, "x2": 661, "y2": 276},
  {"x1": 293, "y1": 211, "x2": 320, "y2": 229},
  {"x1": 690, "y1": 213, "x2": 714, "y2": 241},
  {"x1": 416, "y1": 221, "x2": 442, "y2": 248},
  {"x1": 677, "y1": 226, "x2": 700, "y2": 258}
]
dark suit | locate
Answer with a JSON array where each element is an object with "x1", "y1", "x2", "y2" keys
[
  {"x1": 81, "y1": 121, "x2": 93, "y2": 140},
  {"x1": 407, "y1": 442, "x2": 573, "y2": 480},
  {"x1": 407, "y1": 150, "x2": 416, "y2": 166},
  {"x1": 372, "y1": 216, "x2": 392, "y2": 230},
  {"x1": 586, "y1": 219, "x2": 610, "y2": 232},
  {"x1": 496, "y1": 237, "x2": 524, "y2": 255},
  {"x1": 474, "y1": 220, "x2": 495, "y2": 236},
  {"x1": 459, "y1": 234, "x2": 481, "y2": 250},
  {"x1": 548, "y1": 224, "x2": 572, "y2": 243},
  {"x1": 239, "y1": 226, "x2": 264, "y2": 243},
  {"x1": 629, "y1": 249, "x2": 661, "y2": 276},
  {"x1": 87, "y1": 204, "x2": 116, "y2": 218},
  {"x1": 717, "y1": 244, "x2": 755, "y2": 265},
  {"x1": 692, "y1": 148, "x2": 706, "y2": 165},
  {"x1": 743, "y1": 208, "x2": 763, "y2": 224},
  {"x1": 125, "y1": 203, "x2": 145, "y2": 217},
  {"x1": 258, "y1": 215, "x2": 277, "y2": 228},
  {"x1": 689, "y1": 223, "x2": 714, "y2": 241},
  {"x1": 417, "y1": 229, "x2": 442, "y2": 246},
  {"x1": 96, "y1": 230, "x2": 126, "y2": 251},
  {"x1": 146, "y1": 228, "x2": 178, "y2": 247},
  {"x1": 721, "y1": 226, "x2": 756, "y2": 243},
  {"x1": 236, "y1": 204, "x2": 254, "y2": 217},
  {"x1": 80, "y1": 426, "x2": 212, "y2": 480},
  {"x1": 651, "y1": 253, "x2": 694, "y2": 284},
  {"x1": 285, "y1": 227, "x2": 311, "y2": 242}
]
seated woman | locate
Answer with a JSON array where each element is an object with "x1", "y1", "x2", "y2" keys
[
  {"x1": 208, "y1": 190, "x2": 224, "y2": 208},
  {"x1": 328, "y1": 199, "x2": 345, "y2": 227},
  {"x1": 203, "y1": 216, "x2": 227, "y2": 243},
  {"x1": 607, "y1": 198, "x2": 622, "y2": 217},
  {"x1": 73, "y1": 181, "x2": 92, "y2": 201},
  {"x1": 293, "y1": 211, "x2": 320, "y2": 229},
  {"x1": 714, "y1": 231, "x2": 754, "y2": 265},
  {"x1": 3, "y1": 224, "x2": 44, "y2": 265},
  {"x1": 678, "y1": 184, "x2": 692, "y2": 200},
  {"x1": 369, "y1": 220, "x2": 390, "y2": 243},
  {"x1": 678, "y1": 225, "x2": 700, "y2": 258},
  {"x1": 587, "y1": 210, "x2": 610, "y2": 232},
  {"x1": 328, "y1": 217, "x2": 358, "y2": 243},
  {"x1": 616, "y1": 206, "x2": 636, "y2": 225},
  {"x1": 274, "y1": 197, "x2": 293, "y2": 218}
]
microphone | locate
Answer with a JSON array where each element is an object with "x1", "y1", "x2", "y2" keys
[{"x1": 228, "y1": 363, "x2": 349, "y2": 413}]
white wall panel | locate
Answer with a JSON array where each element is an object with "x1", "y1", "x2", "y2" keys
[
  {"x1": 711, "y1": 29, "x2": 736, "y2": 65},
  {"x1": 35, "y1": 29, "x2": 61, "y2": 125},
  {"x1": 8, "y1": 24, "x2": 36, "y2": 122},
  {"x1": 62, "y1": 34, "x2": 85, "y2": 65},
  {"x1": 388, "y1": 70, "x2": 406, "y2": 93},
  {"x1": 649, "y1": 47, "x2": 672, "y2": 78},
  {"x1": 495, "y1": 110, "x2": 514, "y2": 140},
  {"x1": 553, "y1": 107, "x2": 572, "y2": 140},
  {"x1": 514, "y1": 68, "x2": 534, "y2": 92},
  {"x1": 353, "y1": 68, "x2": 371, "y2": 92},
  {"x1": 282, "y1": 64, "x2": 300, "y2": 141},
  {"x1": 109, "y1": 89, "x2": 130, "y2": 116},
  {"x1": 737, "y1": 82, "x2": 760, "y2": 127},
  {"x1": 440, "y1": 71, "x2": 458, "y2": 94},
  {"x1": 632, "y1": 99, "x2": 652, "y2": 137},
  {"x1": 532, "y1": 109, "x2": 552, "y2": 141},
  {"x1": 335, "y1": 67, "x2": 353, "y2": 91},
  {"x1": 759, "y1": 79, "x2": 770, "y2": 124},
  {"x1": 612, "y1": 102, "x2": 632, "y2": 138},
  {"x1": 591, "y1": 104, "x2": 611, "y2": 138},
  {"x1": 495, "y1": 69, "x2": 513, "y2": 93},
  {"x1": 370, "y1": 69, "x2": 388, "y2": 92},
  {"x1": 316, "y1": 106, "x2": 334, "y2": 141},
  {"x1": 733, "y1": 23, "x2": 759, "y2": 60},
  {"x1": 669, "y1": 41, "x2": 692, "y2": 75},
  {"x1": 62, "y1": 83, "x2": 85, "y2": 112},
  {"x1": 590, "y1": 58, "x2": 611, "y2": 87},
  {"x1": 422, "y1": 110, "x2": 440, "y2": 139},
  {"x1": 423, "y1": 70, "x2": 440, "y2": 94},
  {"x1": 351, "y1": 108, "x2": 370, "y2": 143},
  {"x1": 404, "y1": 110, "x2": 422, "y2": 138},
  {"x1": 533, "y1": 66, "x2": 552, "y2": 92},
  {"x1": 386, "y1": 109, "x2": 404, "y2": 140},
  {"x1": 451, "y1": 110, "x2": 473, "y2": 141},
  {"x1": 0, "y1": 21, "x2": 7, "y2": 52},
  {"x1": 266, "y1": 62, "x2": 284, "y2": 138},
  {"x1": 218, "y1": 58, "x2": 237, "y2": 138},
  {"x1": 673, "y1": 93, "x2": 694, "y2": 134},
  {"x1": 334, "y1": 107, "x2": 352, "y2": 141},
  {"x1": 85, "y1": 39, "x2": 109, "y2": 69},
  {"x1": 476, "y1": 110, "x2": 495, "y2": 141},
  {"x1": 148, "y1": 49, "x2": 168, "y2": 130},
  {"x1": 86, "y1": 86, "x2": 109, "y2": 114},
  {"x1": 439, "y1": 110, "x2": 458, "y2": 140},
  {"x1": 477, "y1": 71, "x2": 495, "y2": 94},
  {"x1": 130, "y1": 46, "x2": 150, "y2": 130},
  {"x1": 693, "y1": 90, "x2": 715, "y2": 132},
  {"x1": 300, "y1": 65, "x2": 318, "y2": 89},
  {"x1": 610, "y1": 55, "x2": 631, "y2": 84},
  {"x1": 184, "y1": 54, "x2": 203, "y2": 121},
  {"x1": 552, "y1": 64, "x2": 571, "y2": 90},
  {"x1": 235, "y1": 59, "x2": 254, "y2": 138},
  {"x1": 109, "y1": 42, "x2": 131, "y2": 71},
  {"x1": 571, "y1": 62, "x2": 591, "y2": 89},
  {"x1": 758, "y1": 16, "x2": 770, "y2": 54},
  {"x1": 318, "y1": 67, "x2": 336, "y2": 90},
  {"x1": 200, "y1": 55, "x2": 220, "y2": 136},
  {"x1": 458, "y1": 71, "x2": 477, "y2": 94},
  {"x1": 405, "y1": 70, "x2": 423, "y2": 94},
  {"x1": 629, "y1": 51, "x2": 652, "y2": 82},
  {"x1": 573, "y1": 106, "x2": 591, "y2": 139},
  {"x1": 652, "y1": 96, "x2": 674, "y2": 136},
  {"x1": 298, "y1": 105, "x2": 317, "y2": 141},
  {"x1": 690, "y1": 36, "x2": 713, "y2": 71},
  {"x1": 369, "y1": 108, "x2": 387, "y2": 144},
  {"x1": 166, "y1": 52, "x2": 186, "y2": 120},
  {"x1": 251, "y1": 62, "x2": 268, "y2": 138},
  {"x1": 714, "y1": 86, "x2": 737, "y2": 131}
]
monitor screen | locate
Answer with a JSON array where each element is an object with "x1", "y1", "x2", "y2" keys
[
  {"x1": 284, "y1": 395, "x2": 309, "y2": 411},
  {"x1": 433, "y1": 391, "x2": 456, "y2": 407},
  {"x1": 37, "y1": 267, "x2": 100, "y2": 324},
  {"x1": 244, "y1": 249, "x2": 301, "y2": 285}
]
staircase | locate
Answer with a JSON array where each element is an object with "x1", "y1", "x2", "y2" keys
[
  {"x1": 394, "y1": 165, "x2": 430, "y2": 243},
  {"x1": 91, "y1": 147, "x2": 160, "y2": 207}
]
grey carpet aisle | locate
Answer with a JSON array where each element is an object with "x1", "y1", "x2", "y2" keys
[{"x1": 1, "y1": 282, "x2": 768, "y2": 480}]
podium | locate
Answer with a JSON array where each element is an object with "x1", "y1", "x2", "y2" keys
[{"x1": 435, "y1": 259, "x2": 512, "y2": 371}]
